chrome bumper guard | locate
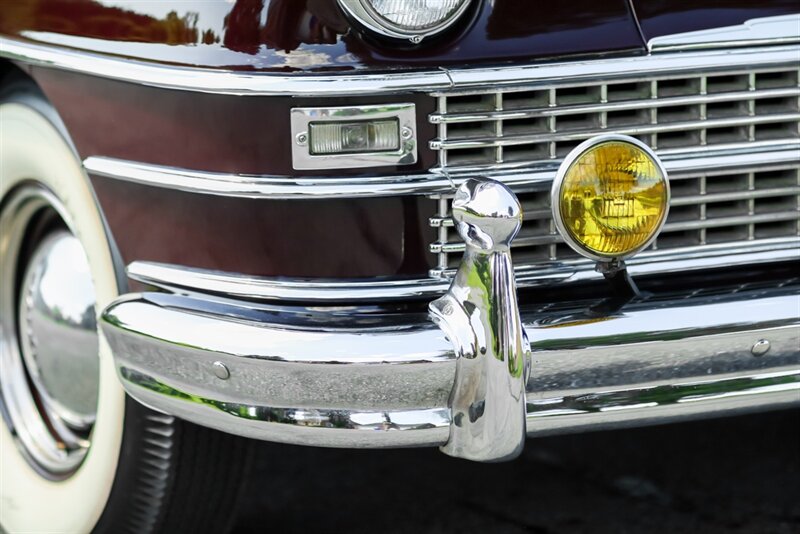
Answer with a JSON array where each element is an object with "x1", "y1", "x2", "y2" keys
[{"x1": 101, "y1": 180, "x2": 800, "y2": 462}]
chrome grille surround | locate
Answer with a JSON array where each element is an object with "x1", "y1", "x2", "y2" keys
[{"x1": 428, "y1": 61, "x2": 800, "y2": 275}]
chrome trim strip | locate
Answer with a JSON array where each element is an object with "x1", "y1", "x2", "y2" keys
[
  {"x1": 84, "y1": 143, "x2": 800, "y2": 198},
  {"x1": 128, "y1": 237, "x2": 800, "y2": 302},
  {"x1": 128, "y1": 261, "x2": 450, "y2": 302},
  {"x1": 0, "y1": 36, "x2": 797, "y2": 96},
  {"x1": 0, "y1": 37, "x2": 452, "y2": 96},
  {"x1": 527, "y1": 370, "x2": 800, "y2": 437},
  {"x1": 648, "y1": 15, "x2": 800, "y2": 53},
  {"x1": 100, "y1": 282, "x2": 800, "y2": 449},
  {"x1": 83, "y1": 155, "x2": 442, "y2": 199}
]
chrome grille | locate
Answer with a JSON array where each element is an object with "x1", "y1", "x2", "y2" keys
[
  {"x1": 430, "y1": 164, "x2": 800, "y2": 271},
  {"x1": 430, "y1": 68, "x2": 800, "y2": 170},
  {"x1": 427, "y1": 65, "x2": 800, "y2": 274}
]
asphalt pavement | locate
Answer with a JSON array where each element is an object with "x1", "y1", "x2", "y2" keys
[{"x1": 233, "y1": 409, "x2": 800, "y2": 534}]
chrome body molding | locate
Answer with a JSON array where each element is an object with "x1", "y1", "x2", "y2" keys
[
  {"x1": 100, "y1": 281, "x2": 800, "y2": 449},
  {"x1": 430, "y1": 179, "x2": 530, "y2": 461},
  {"x1": 127, "y1": 237, "x2": 800, "y2": 303},
  {"x1": 648, "y1": 14, "x2": 800, "y2": 53},
  {"x1": 128, "y1": 261, "x2": 451, "y2": 302},
  {"x1": 1, "y1": 36, "x2": 797, "y2": 96},
  {"x1": 83, "y1": 142, "x2": 800, "y2": 199},
  {"x1": 0, "y1": 37, "x2": 451, "y2": 96}
]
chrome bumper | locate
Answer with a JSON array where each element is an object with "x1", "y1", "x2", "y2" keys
[
  {"x1": 102, "y1": 282, "x2": 800, "y2": 447},
  {"x1": 100, "y1": 179, "x2": 800, "y2": 461}
]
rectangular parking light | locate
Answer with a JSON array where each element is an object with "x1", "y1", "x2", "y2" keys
[
  {"x1": 290, "y1": 103, "x2": 417, "y2": 170},
  {"x1": 309, "y1": 119, "x2": 400, "y2": 155}
]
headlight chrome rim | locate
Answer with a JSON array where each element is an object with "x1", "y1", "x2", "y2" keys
[
  {"x1": 550, "y1": 134, "x2": 671, "y2": 263},
  {"x1": 337, "y1": 0, "x2": 473, "y2": 43}
]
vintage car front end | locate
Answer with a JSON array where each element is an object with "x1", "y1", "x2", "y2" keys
[
  {"x1": 91, "y1": 24, "x2": 800, "y2": 459},
  {"x1": 0, "y1": 1, "x2": 798, "y2": 532}
]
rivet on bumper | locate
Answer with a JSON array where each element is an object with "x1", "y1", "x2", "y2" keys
[{"x1": 430, "y1": 178, "x2": 531, "y2": 462}]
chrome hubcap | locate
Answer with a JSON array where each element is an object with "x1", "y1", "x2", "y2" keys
[
  {"x1": 20, "y1": 231, "x2": 100, "y2": 429},
  {"x1": 0, "y1": 186, "x2": 99, "y2": 477}
]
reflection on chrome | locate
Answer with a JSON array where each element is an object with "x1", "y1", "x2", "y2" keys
[
  {"x1": 526, "y1": 370, "x2": 800, "y2": 436},
  {"x1": 19, "y1": 231, "x2": 99, "y2": 430},
  {"x1": 100, "y1": 278, "x2": 799, "y2": 452},
  {"x1": 430, "y1": 178, "x2": 531, "y2": 462},
  {"x1": 0, "y1": 186, "x2": 99, "y2": 477},
  {"x1": 118, "y1": 366, "x2": 451, "y2": 448}
]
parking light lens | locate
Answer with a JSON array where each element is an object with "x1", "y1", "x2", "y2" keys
[{"x1": 309, "y1": 119, "x2": 400, "y2": 155}]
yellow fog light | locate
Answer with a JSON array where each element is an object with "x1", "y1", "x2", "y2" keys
[{"x1": 552, "y1": 135, "x2": 670, "y2": 261}]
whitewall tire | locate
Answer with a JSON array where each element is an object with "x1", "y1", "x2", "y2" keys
[
  {"x1": 0, "y1": 73, "x2": 253, "y2": 534},
  {"x1": 0, "y1": 102, "x2": 125, "y2": 533}
]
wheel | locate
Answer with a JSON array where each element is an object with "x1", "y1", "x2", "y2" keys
[{"x1": 0, "y1": 70, "x2": 252, "y2": 533}]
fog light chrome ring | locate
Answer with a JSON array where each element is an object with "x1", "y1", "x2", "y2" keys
[{"x1": 551, "y1": 134, "x2": 671, "y2": 262}]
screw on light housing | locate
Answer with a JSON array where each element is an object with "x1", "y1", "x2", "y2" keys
[{"x1": 551, "y1": 135, "x2": 670, "y2": 300}]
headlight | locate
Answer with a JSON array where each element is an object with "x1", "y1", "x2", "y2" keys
[
  {"x1": 551, "y1": 135, "x2": 670, "y2": 262},
  {"x1": 338, "y1": 0, "x2": 473, "y2": 43}
]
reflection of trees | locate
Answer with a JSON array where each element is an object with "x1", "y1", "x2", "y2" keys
[
  {"x1": 223, "y1": 0, "x2": 264, "y2": 54},
  {"x1": 81, "y1": 304, "x2": 97, "y2": 329},
  {"x1": 1, "y1": 0, "x2": 350, "y2": 55},
  {"x1": 224, "y1": 0, "x2": 342, "y2": 53},
  {"x1": 263, "y1": 0, "x2": 341, "y2": 52},
  {"x1": 0, "y1": 0, "x2": 208, "y2": 45}
]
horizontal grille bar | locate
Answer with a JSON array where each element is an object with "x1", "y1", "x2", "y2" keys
[
  {"x1": 430, "y1": 87, "x2": 800, "y2": 124},
  {"x1": 431, "y1": 234, "x2": 562, "y2": 254},
  {"x1": 430, "y1": 207, "x2": 552, "y2": 228},
  {"x1": 430, "y1": 112, "x2": 800, "y2": 150},
  {"x1": 669, "y1": 186, "x2": 800, "y2": 206},
  {"x1": 662, "y1": 211, "x2": 800, "y2": 233},
  {"x1": 432, "y1": 210, "x2": 800, "y2": 253}
]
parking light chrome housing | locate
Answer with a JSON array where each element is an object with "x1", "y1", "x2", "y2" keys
[{"x1": 291, "y1": 103, "x2": 417, "y2": 170}]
